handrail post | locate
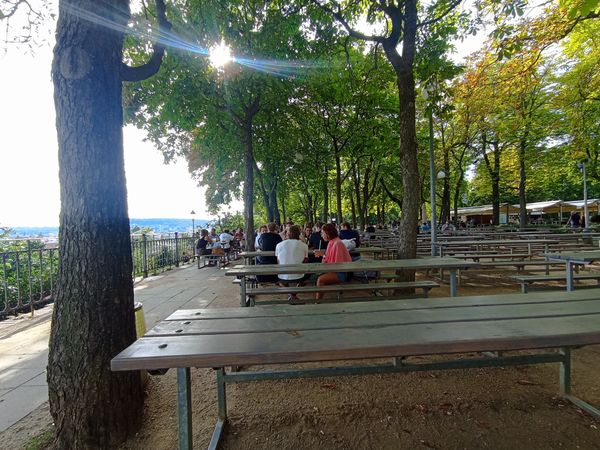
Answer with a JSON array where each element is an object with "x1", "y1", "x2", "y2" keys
[
  {"x1": 175, "y1": 232, "x2": 180, "y2": 268},
  {"x1": 142, "y1": 234, "x2": 148, "y2": 279},
  {"x1": 27, "y1": 240, "x2": 34, "y2": 317}
]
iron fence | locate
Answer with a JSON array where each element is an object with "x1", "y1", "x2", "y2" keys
[{"x1": 0, "y1": 234, "x2": 197, "y2": 318}]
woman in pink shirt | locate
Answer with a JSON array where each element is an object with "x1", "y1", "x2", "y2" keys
[{"x1": 315, "y1": 223, "x2": 352, "y2": 301}]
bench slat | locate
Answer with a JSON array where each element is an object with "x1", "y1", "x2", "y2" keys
[{"x1": 246, "y1": 281, "x2": 439, "y2": 295}]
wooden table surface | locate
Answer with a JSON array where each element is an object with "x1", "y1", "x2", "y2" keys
[
  {"x1": 225, "y1": 257, "x2": 478, "y2": 276},
  {"x1": 544, "y1": 250, "x2": 600, "y2": 264},
  {"x1": 111, "y1": 289, "x2": 600, "y2": 371}
]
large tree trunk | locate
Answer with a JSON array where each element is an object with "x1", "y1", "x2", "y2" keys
[
  {"x1": 47, "y1": 2, "x2": 142, "y2": 447},
  {"x1": 382, "y1": 0, "x2": 419, "y2": 264},
  {"x1": 396, "y1": 70, "x2": 420, "y2": 260}
]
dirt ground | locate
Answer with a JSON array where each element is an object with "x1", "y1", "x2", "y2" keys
[{"x1": 3, "y1": 268, "x2": 600, "y2": 450}]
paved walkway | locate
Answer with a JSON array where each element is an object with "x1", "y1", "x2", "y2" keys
[{"x1": 0, "y1": 262, "x2": 224, "y2": 431}]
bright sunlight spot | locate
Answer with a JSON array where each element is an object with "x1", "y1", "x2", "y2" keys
[{"x1": 209, "y1": 41, "x2": 233, "y2": 68}]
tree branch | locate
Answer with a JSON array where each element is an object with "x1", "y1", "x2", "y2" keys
[
  {"x1": 417, "y1": 0, "x2": 461, "y2": 28},
  {"x1": 312, "y1": 0, "x2": 385, "y2": 43},
  {"x1": 381, "y1": 178, "x2": 403, "y2": 209},
  {"x1": 121, "y1": 0, "x2": 171, "y2": 82}
]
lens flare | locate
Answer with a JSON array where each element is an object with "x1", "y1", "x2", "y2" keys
[
  {"x1": 63, "y1": 3, "x2": 328, "y2": 78},
  {"x1": 209, "y1": 41, "x2": 233, "y2": 68}
]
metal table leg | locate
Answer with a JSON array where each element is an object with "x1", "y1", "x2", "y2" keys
[
  {"x1": 240, "y1": 275, "x2": 247, "y2": 307},
  {"x1": 177, "y1": 368, "x2": 193, "y2": 450},
  {"x1": 208, "y1": 368, "x2": 228, "y2": 450},
  {"x1": 559, "y1": 347, "x2": 600, "y2": 419},
  {"x1": 449, "y1": 269, "x2": 458, "y2": 297},
  {"x1": 566, "y1": 261, "x2": 574, "y2": 291}
]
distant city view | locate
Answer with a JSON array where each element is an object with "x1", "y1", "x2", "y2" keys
[{"x1": 6, "y1": 218, "x2": 212, "y2": 238}]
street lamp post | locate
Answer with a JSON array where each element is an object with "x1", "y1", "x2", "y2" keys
[
  {"x1": 577, "y1": 159, "x2": 589, "y2": 231},
  {"x1": 424, "y1": 85, "x2": 437, "y2": 256},
  {"x1": 190, "y1": 210, "x2": 196, "y2": 235}
]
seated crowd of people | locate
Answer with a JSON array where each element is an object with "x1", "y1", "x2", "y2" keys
[
  {"x1": 195, "y1": 227, "x2": 244, "y2": 260},
  {"x1": 254, "y1": 221, "x2": 361, "y2": 304}
]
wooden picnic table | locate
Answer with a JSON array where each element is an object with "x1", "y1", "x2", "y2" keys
[
  {"x1": 112, "y1": 289, "x2": 600, "y2": 449},
  {"x1": 435, "y1": 239, "x2": 560, "y2": 258},
  {"x1": 239, "y1": 246, "x2": 385, "y2": 264},
  {"x1": 544, "y1": 250, "x2": 600, "y2": 291},
  {"x1": 226, "y1": 257, "x2": 479, "y2": 305}
]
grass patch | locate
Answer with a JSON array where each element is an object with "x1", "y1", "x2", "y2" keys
[{"x1": 23, "y1": 429, "x2": 53, "y2": 450}]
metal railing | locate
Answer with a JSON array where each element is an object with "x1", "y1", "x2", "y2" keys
[{"x1": 1, "y1": 233, "x2": 197, "y2": 318}]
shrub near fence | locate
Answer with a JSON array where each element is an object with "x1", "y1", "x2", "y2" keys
[
  {"x1": 0, "y1": 240, "x2": 58, "y2": 317},
  {"x1": 1, "y1": 233, "x2": 197, "y2": 318}
]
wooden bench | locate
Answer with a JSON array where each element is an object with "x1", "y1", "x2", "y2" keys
[
  {"x1": 478, "y1": 260, "x2": 566, "y2": 274},
  {"x1": 244, "y1": 280, "x2": 440, "y2": 304},
  {"x1": 511, "y1": 273, "x2": 600, "y2": 293},
  {"x1": 451, "y1": 253, "x2": 532, "y2": 261},
  {"x1": 197, "y1": 254, "x2": 229, "y2": 269},
  {"x1": 112, "y1": 289, "x2": 600, "y2": 449}
]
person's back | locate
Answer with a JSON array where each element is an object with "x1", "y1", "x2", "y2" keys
[
  {"x1": 257, "y1": 223, "x2": 282, "y2": 265},
  {"x1": 219, "y1": 231, "x2": 234, "y2": 249},
  {"x1": 275, "y1": 228, "x2": 308, "y2": 281}
]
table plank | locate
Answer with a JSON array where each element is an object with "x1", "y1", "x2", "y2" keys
[
  {"x1": 112, "y1": 314, "x2": 600, "y2": 371},
  {"x1": 165, "y1": 289, "x2": 600, "y2": 321},
  {"x1": 545, "y1": 250, "x2": 600, "y2": 264},
  {"x1": 225, "y1": 257, "x2": 478, "y2": 276},
  {"x1": 147, "y1": 299, "x2": 600, "y2": 337}
]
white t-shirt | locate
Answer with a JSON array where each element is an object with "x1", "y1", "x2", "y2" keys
[
  {"x1": 219, "y1": 232, "x2": 234, "y2": 249},
  {"x1": 275, "y1": 239, "x2": 308, "y2": 280}
]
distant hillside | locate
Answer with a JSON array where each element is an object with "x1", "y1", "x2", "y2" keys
[{"x1": 7, "y1": 218, "x2": 212, "y2": 238}]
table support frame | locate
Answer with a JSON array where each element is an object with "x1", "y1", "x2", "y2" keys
[{"x1": 174, "y1": 348, "x2": 599, "y2": 449}]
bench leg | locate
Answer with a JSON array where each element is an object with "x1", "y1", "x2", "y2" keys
[
  {"x1": 521, "y1": 283, "x2": 528, "y2": 294},
  {"x1": 559, "y1": 347, "x2": 600, "y2": 419},
  {"x1": 208, "y1": 368, "x2": 228, "y2": 450},
  {"x1": 240, "y1": 276, "x2": 247, "y2": 307},
  {"x1": 177, "y1": 368, "x2": 193, "y2": 450}
]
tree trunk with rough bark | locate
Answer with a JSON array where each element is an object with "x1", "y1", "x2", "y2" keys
[{"x1": 48, "y1": 1, "x2": 145, "y2": 447}]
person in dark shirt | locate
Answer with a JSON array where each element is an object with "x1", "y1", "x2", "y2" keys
[
  {"x1": 339, "y1": 222, "x2": 360, "y2": 248},
  {"x1": 196, "y1": 229, "x2": 212, "y2": 256},
  {"x1": 307, "y1": 222, "x2": 328, "y2": 263},
  {"x1": 256, "y1": 222, "x2": 282, "y2": 283}
]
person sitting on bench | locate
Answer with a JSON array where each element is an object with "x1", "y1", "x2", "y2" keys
[
  {"x1": 196, "y1": 229, "x2": 212, "y2": 256},
  {"x1": 256, "y1": 222, "x2": 282, "y2": 283},
  {"x1": 275, "y1": 225, "x2": 310, "y2": 304},
  {"x1": 316, "y1": 223, "x2": 353, "y2": 302}
]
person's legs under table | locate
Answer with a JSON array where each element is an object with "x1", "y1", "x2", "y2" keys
[{"x1": 315, "y1": 272, "x2": 344, "y2": 302}]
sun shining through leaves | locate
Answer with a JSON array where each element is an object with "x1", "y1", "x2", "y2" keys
[
  {"x1": 209, "y1": 41, "x2": 233, "y2": 68},
  {"x1": 63, "y1": 2, "x2": 328, "y2": 77}
]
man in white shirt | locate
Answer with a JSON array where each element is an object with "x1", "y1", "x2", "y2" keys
[
  {"x1": 274, "y1": 225, "x2": 309, "y2": 304},
  {"x1": 219, "y1": 230, "x2": 235, "y2": 258}
]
